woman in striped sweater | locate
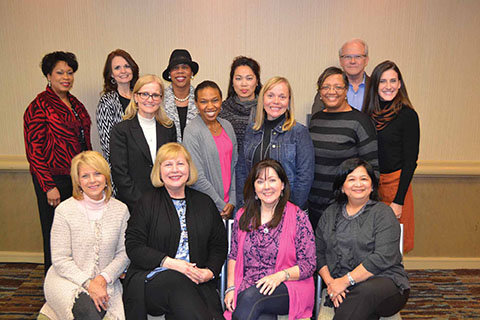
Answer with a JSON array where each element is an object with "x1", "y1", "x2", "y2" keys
[{"x1": 308, "y1": 67, "x2": 378, "y2": 229}]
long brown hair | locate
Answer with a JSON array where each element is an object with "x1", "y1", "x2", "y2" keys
[
  {"x1": 240, "y1": 159, "x2": 291, "y2": 231},
  {"x1": 102, "y1": 49, "x2": 139, "y2": 93},
  {"x1": 363, "y1": 60, "x2": 414, "y2": 116}
]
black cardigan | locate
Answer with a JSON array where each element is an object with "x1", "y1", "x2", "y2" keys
[{"x1": 123, "y1": 186, "x2": 227, "y2": 319}]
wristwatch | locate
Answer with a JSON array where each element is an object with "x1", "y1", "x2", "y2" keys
[{"x1": 347, "y1": 272, "x2": 356, "y2": 286}]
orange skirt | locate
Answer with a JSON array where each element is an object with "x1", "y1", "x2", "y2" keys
[{"x1": 378, "y1": 170, "x2": 414, "y2": 253}]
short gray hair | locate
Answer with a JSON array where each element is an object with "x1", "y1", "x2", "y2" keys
[{"x1": 339, "y1": 39, "x2": 369, "y2": 57}]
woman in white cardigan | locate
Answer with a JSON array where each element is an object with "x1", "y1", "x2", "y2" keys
[
  {"x1": 40, "y1": 151, "x2": 129, "y2": 320},
  {"x1": 183, "y1": 80, "x2": 238, "y2": 219}
]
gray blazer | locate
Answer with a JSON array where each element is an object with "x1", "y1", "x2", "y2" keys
[{"x1": 183, "y1": 116, "x2": 238, "y2": 211}]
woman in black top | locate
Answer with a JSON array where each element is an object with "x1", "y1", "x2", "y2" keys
[{"x1": 363, "y1": 60, "x2": 420, "y2": 253}]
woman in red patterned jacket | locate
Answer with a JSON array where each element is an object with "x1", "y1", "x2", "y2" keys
[{"x1": 24, "y1": 51, "x2": 92, "y2": 274}]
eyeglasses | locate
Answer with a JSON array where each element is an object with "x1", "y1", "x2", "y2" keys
[
  {"x1": 340, "y1": 54, "x2": 367, "y2": 61},
  {"x1": 320, "y1": 85, "x2": 346, "y2": 93},
  {"x1": 136, "y1": 92, "x2": 162, "y2": 101}
]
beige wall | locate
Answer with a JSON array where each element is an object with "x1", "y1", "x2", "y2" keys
[
  {"x1": 1, "y1": 0, "x2": 480, "y2": 160},
  {"x1": 1, "y1": 0, "x2": 479, "y2": 266}
]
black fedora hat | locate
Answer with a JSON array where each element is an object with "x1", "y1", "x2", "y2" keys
[{"x1": 162, "y1": 49, "x2": 199, "y2": 81}]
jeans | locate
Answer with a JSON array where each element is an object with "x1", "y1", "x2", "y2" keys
[{"x1": 233, "y1": 283, "x2": 289, "y2": 320}]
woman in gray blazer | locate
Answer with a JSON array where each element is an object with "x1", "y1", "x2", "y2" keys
[{"x1": 183, "y1": 80, "x2": 238, "y2": 219}]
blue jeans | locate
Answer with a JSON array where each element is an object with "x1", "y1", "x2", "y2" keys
[{"x1": 233, "y1": 283, "x2": 289, "y2": 320}]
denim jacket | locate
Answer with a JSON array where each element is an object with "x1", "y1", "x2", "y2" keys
[{"x1": 241, "y1": 119, "x2": 314, "y2": 210}]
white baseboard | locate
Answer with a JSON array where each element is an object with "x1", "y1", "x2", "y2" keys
[
  {"x1": 404, "y1": 257, "x2": 480, "y2": 269},
  {"x1": 0, "y1": 251, "x2": 43, "y2": 264}
]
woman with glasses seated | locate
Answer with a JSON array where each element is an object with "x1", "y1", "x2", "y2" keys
[
  {"x1": 308, "y1": 67, "x2": 379, "y2": 229},
  {"x1": 315, "y1": 158, "x2": 410, "y2": 319},
  {"x1": 110, "y1": 74, "x2": 176, "y2": 211}
]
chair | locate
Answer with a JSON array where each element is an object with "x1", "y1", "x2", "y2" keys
[{"x1": 315, "y1": 224, "x2": 404, "y2": 320}]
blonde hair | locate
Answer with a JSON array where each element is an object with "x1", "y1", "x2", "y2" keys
[
  {"x1": 71, "y1": 151, "x2": 112, "y2": 201},
  {"x1": 151, "y1": 143, "x2": 198, "y2": 187},
  {"x1": 253, "y1": 76, "x2": 296, "y2": 131},
  {"x1": 123, "y1": 74, "x2": 173, "y2": 128}
]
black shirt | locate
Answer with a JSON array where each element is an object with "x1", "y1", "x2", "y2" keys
[{"x1": 377, "y1": 104, "x2": 420, "y2": 204}]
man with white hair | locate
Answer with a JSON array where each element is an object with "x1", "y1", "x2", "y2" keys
[{"x1": 312, "y1": 39, "x2": 370, "y2": 114}]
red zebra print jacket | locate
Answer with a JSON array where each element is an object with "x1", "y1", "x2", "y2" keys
[{"x1": 24, "y1": 86, "x2": 92, "y2": 193}]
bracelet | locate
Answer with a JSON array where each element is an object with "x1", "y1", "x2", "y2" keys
[
  {"x1": 82, "y1": 279, "x2": 91, "y2": 290},
  {"x1": 347, "y1": 272, "x2": 356, "y2": 286},
  {"x1": 225, "y1": 286, "x2": 235, "y2": 294},
  {"x1": 283, "y1": 269, "x2": 290, "y2": 281}
]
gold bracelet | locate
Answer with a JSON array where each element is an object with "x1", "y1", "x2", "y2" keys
[{"x1": 283, "y1": 269, "x2": 290, "y2": 281}]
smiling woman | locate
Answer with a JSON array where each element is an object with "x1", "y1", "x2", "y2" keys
[
  {"x1": 109, "y1": 74, "x2": 176, "y2": 212},
  {"x1": 183, "y1": 80, "x2": 238, "y2": 219},
  {"x1": 308, "y1": 67, "x2": 379, "y2": 229},
  {"x1": 23, "y1": 51, "x2": 91, "y2": 273},
  {"x1": 96, "y1": 49, "x2": 139, "y2": 163},
  {"x1": 241, "y1": 76, "x2": 314, "y2": 211},
  {"x1": 40, "y1": 151, "x2": 129, "y2": 320},
  {"x1": 162, "y1": 49, "x2": 200, "y2": 142},
  {"x1": 123, "y1": 143, "x2": 227, "y2": 320}
]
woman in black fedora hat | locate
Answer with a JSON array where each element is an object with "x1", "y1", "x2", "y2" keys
[{"x1": 163, "y1": 49, "x2": 199, "y2": 142}]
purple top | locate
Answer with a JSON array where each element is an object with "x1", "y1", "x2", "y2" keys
[
  {"x1": 213, "y1": 128, "x2": 233, "y2": 203},
  {"x1": 229, "y1": 206, "x2": 316, "y2": 293}
]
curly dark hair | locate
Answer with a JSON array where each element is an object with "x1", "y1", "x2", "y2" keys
[{"x1": 41, "y1": 51, "x2": 78, "y2": 76}]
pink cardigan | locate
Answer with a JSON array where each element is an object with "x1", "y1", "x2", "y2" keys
[{"x1": 224, "y1": 202, "x2": 314, "y2": 320}]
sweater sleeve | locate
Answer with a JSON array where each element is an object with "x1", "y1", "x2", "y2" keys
[
  {"x1": 361, "y1": 205, "x2": 403, "y2": 275},
  {"x1": 394, "y1": 109, "x2": 420, "y2": 205},
  {"x1": 96, "y1": 93, "x2": 117, "y2": 161},
  {"x1": 50, "y1": 206, "x2": 91, "y2": 286},
  {"x1": 101, "y1": 204, "x2": 130, "y2": 283},
  {"x1": 204, "y1": 199, "x2": 228, "y2": 276},
  {"x1": 183, "y1": 123, "x2": 227, "y2": 211},
  {"x1": 23, "y1": 99, "x2": 56, "y2": 193},
  {"x1": 125, "y1": 199, "x2": 166, "y2": 270},
  {"x1": 314, "y1": 208, "x2": 329, "y2": 270},
  {"x1": 356, "y1": 114, "x2": 380, "y2": 177}
]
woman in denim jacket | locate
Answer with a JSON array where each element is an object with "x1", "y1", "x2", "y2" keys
[{"x1": 241, "y1": 76, "x2": 314, "y2": 210}]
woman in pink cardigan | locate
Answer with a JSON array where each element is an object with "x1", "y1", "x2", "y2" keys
[{"x1": 224, "y1": 159, "x2": 316, "y2": 320}]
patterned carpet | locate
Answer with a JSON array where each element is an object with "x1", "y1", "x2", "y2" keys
[{"x1": 0, "y1": 263, "x2": 479, "y2": 319}]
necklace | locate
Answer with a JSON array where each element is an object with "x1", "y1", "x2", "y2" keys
[{"x1": 174, "y1": 94, "x2": 188, "y2": 102}]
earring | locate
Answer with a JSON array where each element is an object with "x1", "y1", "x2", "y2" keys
[
  {"x1": 168, "y1": 75, "x2": 171, "y2": 79},
  {"x1": 281, "y1": 190, "x2": 284, "y2": 197},
  {"x1": 111, "y1": 78, "x2": 116, "y2": 85},
  {"x1": 255, "y1": 195, "x2": 258, "y2": 200},
  {"x1": 191, "y1": 75, "x2": 194, "y2": 80},
  {"x1": 47, "y1": 80, "x2": 51, "y2": 87}
]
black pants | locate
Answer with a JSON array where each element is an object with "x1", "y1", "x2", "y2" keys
[
  {"x1": 233, "y1": 283, "x2": 289, "y2": 320},
  {"x1": 145, "y1": 270, "x2": 223, "y2": 320},
  {"x1": 334, "y1": 277, "x2": 410, "y2": 320},
  {"x1": 32, "y1": 174, "x2": 72, "y2": 274},
  {"x1": 72, "y1": 292, "x2": 106, "y2": 320}
]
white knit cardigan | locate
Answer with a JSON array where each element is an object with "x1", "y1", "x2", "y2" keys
[{"x1": 42, "y1": 197, "x2": 130, "y2": 320}]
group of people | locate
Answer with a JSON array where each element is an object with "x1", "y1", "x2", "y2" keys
[{"x1": 24, "y1": 38, "x2": 418, "y2": 320}]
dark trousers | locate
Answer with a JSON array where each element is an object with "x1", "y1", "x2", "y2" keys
[
  {"x1": 72, "y1": 292, "x2": 106, "y2": 320},
  {"x1": 145, "y1": 270, "x2": 223, "y2": 320},
  {"x1": 32, "y1": 174, "x2": 72, "y2": 274},
  {"x1": 233, "y1": 283, "x2": 289, "y2": 320},
  {"x1": 334, "y1": 277, "x2": 410, "y2": 320}
]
